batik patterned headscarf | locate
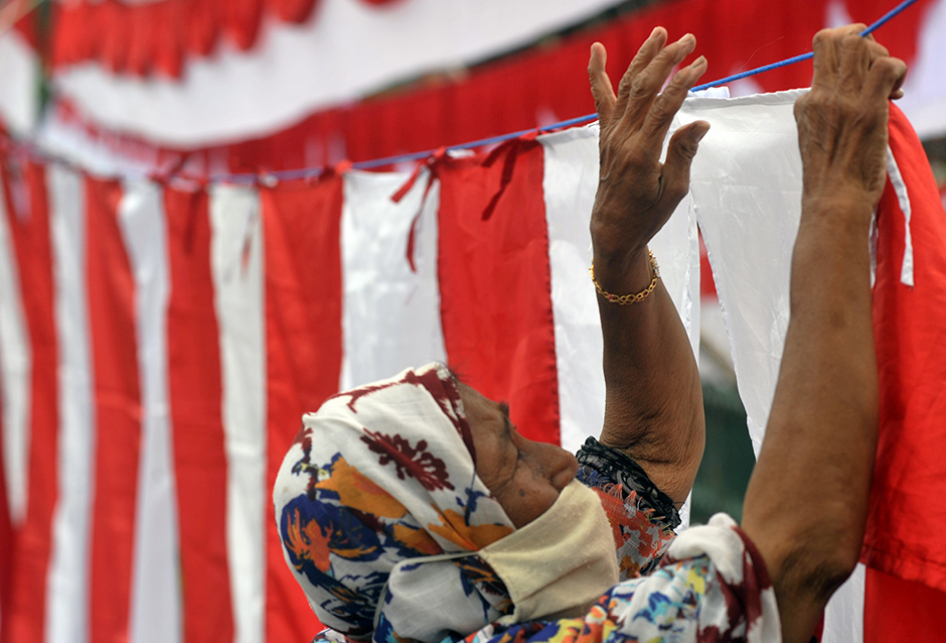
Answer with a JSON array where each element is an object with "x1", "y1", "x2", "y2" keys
[{"x1": 273, "y1": 363, "x2": 517, "y2": 643}]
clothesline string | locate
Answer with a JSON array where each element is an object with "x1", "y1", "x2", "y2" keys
[
  {"x1": 226, "y1": 0, "x2": 919, "y2": 182},
  {"x1": 6, "y1": 0, "x2": 921, "y2": 184}
]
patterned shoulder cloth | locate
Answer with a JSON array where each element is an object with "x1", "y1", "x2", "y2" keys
[
  {"x1": 575, "y1": 437, "x2": 681, "y2": 579},
  {"x1": 463, "y1": 514, "x2": 781, "y2": 643}
]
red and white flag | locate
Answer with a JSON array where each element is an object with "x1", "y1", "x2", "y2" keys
[{"x1": 0, "y1": 124, "x2": 698, "y2": 643}]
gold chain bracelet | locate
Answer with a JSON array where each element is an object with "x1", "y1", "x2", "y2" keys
[{"x1": 590, "y1": 250, "x2": 660, "y2": 305}]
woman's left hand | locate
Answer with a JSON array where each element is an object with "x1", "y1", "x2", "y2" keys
[{"x1": 588, "y1": 28, "x2": 709, "y2": 276}]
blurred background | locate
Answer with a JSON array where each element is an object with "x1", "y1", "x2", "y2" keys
[{"x1": 0, "y1": 0, "x2": 944, "y2": 640}]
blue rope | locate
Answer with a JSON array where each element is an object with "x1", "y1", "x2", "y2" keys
[{"x1": 690, "y1": 52, "x2": 815, "y2": 92}]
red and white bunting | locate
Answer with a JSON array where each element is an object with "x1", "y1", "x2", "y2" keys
[{"x1": 42, "y1": 0, "x2": 946, "y2": 151}]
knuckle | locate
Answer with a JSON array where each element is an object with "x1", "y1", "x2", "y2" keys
[
  {"x1": 842, "y1": 33, "x2": 864, "y2": 48},
  {"x1": 867, "y1": 41, "x2": 890, "y2": 59},
  {"x1": 617, "y1": 72, "x2": 634, "y2": 95},
  {"x1": 666, "y1": 71, "x2": 688, "y2": 93},
  {"x1": 629, "y1": 73, "x2": 651, "y2": 98},
  {"x1": 652, "y1": 93, "x2": 670, "y2": 115},
  {"x1": 793, "y1": 100, "x2": 804, "y2": 119},
  {"x1": 812, "y1": 29, "x2": 833, "y2": 48},
  {"x1": 676, "y1": 139, "x2": 699, "y2": 161}
]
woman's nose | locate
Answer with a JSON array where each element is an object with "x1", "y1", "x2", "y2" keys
[{"x1": 535, "y1": 441, "x2": 579, "y2": 491}]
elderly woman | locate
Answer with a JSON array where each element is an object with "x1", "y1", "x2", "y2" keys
[{"x1": 274, "y1": 25, "x2": 905, "y2": 643}]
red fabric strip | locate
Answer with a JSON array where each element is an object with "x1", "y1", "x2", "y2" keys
[
  {"x1": 164, "y1": 187, "x2": 235, "y2": 643},
  {"x1": 0, "y1": 381, "x2": 11, "y2": 643},
  {"x1": 267, "y1": 0, "x2": 320, "y2": 24},
  {"x1": 261, "y1": 176, "x2": 343, "y2": 640},
  {"x1": 864, "y1": 567, "x2": 946, "y2": 641},
  {"x1": 0, "y1": 162, "x2": 58, "y2": 643},
  {"x1": 152, "y1": 2, "x2": 184, "y2": 78},
  {"x1": 436, "y1": 140, "x2": 561, "y2": 445},
  {"x1": 862, "y1": 104, "x2": 946, "y2": 592},
  {"x1": 85, "y1": 177, "x2": 142, "y2": 643},
  {"x1": 99, "y1": 2, "x2": 131, "y2": 74},
  {"x1": 224, "y1": 0, "x2": 264, "y2": 51},
  {"x1": 185, "y1": 0, "x2": 220, "y2": 58}
]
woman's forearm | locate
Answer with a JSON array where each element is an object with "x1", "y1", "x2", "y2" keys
[
  {"x1": 593, "y1": 244, "x2": 705, "y2": 506},
  {"x1": 741, "y1": 199, "x2": 878, "y2": 643}
]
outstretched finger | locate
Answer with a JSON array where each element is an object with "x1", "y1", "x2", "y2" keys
[
  {"x1": 615, "y1": 27, "x2": 668, "y2": 121},
  {"x1": 619, "y1": 33, "x2": 697, "y2": 129},
  {"x1": 589, "y1": 43, "x2": 617, "y2": 124},
  {"x1": 639, "y1": 55, "x2": 707, "y2": 151},
  {"x1": 661, "y1": 120, "x2": 710, "y2": 210}
]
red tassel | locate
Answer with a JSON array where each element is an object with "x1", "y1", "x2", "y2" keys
[
  {"x1": 481, "y1": 132, "x2": 538, "y2": 221},
  {"x1": 396, "y1": 147, "x2": 447, "y2": 272}
]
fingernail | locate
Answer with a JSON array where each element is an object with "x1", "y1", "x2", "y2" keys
[
  {"x1": 693, "y1": 125, "x2": 710, "y2": 142},
  {"x1": 693, "y1": 55, "x2": 707, "y2": 68},
  {"x1": 650, "y1": 26, "x2": 660, "y2": 38},
  {"x1": 681, "y1": 33, "x2": 695, "y2": 45}
]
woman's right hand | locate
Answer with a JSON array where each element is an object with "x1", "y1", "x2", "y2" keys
[{"x1": 587, "y1": 28, "x2": 709, "y2": 278}]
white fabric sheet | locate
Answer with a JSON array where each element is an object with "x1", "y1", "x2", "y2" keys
[
  {"x1": 209, "y1": 185, "x2": 268, "y2": 643},
  {"x1": 340, "y1": 168, "x2": 447, "y2": 390},
  {"x1": 45, "y1": 166, "x2": 94, "y2": 643},
  {"x1": 0, "y1": 172, "x2": 30, "y2": 526},
  {"x1": 118, "y1": 180, "x2": 182, "y2": 643},
  {"x1": 0, "y1": 28, "x2": 38, "y2": 135},
  {"x1": 678, "y1": 90, "x2": 805, "y2": 456}
]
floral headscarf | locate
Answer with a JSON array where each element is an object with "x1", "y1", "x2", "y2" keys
[{"x1": 273, "y1": 363, "x2": 518, "y2": 643}]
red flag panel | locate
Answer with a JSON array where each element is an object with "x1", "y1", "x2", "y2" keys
[
  {"x1": 864, "y1": 104, "x2": 946, "y2": 593},
  {"x1": 165, "y1": 187, "x2": 235, "y2": 643},
  {"x1": 436, "y1": 139, "x2": 561, "y2": 445},
  {"x1": 0, "y1": 386, "x2": 11, "y2": 643},
  {"x1": 261, "y1": 176, "x2": 344, "y2": 640},
  {"x1": 0, "y1": 162, "x2": 59, "y2": 643},
  {"x1": 865, "y1": 567, "x2": 946, "y2": 641},
  {"x1": 85, "y1": 177, "x2": 142, "y2": 643}
]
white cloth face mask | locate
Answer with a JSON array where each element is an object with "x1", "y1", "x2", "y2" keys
[
  {"x1": 478, "y1": 478, "x2": 620, "y2": 624},
  {"x1": 374, "y1": 478, "x2": 619, "y2": 641}
]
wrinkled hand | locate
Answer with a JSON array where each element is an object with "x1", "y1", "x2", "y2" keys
[
  {"x1": 589, "y1": 28, "x2": 709, "y2": 274},
  {"x1": 795, "y1": 25, "x2": 907, "y2": 216}
]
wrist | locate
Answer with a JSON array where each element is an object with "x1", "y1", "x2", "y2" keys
[
  {"x1": 591, "y1": 245, "x2": 654, "y2": 298},
  {"x1": 590, "y1": 208, "x2": 648, "y2": 265},
  {"x1": 801, "y1": 187, "x2": 876, "y2": 229}
]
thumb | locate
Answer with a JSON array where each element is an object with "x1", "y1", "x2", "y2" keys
[{"x1": 663, "y1": 121, "x2": 709, "y2": 202}]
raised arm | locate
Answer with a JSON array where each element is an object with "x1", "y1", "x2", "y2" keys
[
  {"x1": 740, "y1": 26, "x2": 907, "y2": 643},
  {"x1": 587, "y1": 29, "x2": 709, "y2": 505}
]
